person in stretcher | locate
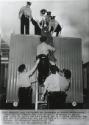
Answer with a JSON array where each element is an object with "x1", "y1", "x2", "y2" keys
[{"x1": 36, "y1": 36, "x2": 55, "y2": 86}]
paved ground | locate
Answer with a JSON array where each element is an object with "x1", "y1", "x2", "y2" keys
[
  {"x1": 0, "y1": 87, "x2": 89, "y2": 109},
  {"x1": 0, "y1": 94, "x2": 88, "y2": 109}
]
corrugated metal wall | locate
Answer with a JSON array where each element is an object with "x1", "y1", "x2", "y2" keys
[
  {"x1": 54, "y1": 37, "x2": 83, "y2": 102},
  {"x1": 7, "y1": 35, "x2": 83, "y2": 103}
]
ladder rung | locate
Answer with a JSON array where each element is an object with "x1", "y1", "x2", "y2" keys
[{"x1": 38, "y1": 101, "x2": 47, "y2": 104}]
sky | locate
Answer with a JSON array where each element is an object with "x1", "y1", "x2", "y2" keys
[{"x1": 0, "y1": 0, "x2": 89, "y2": 63}]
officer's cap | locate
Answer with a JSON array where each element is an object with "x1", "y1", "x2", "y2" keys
[
  {"x1": 51, "y1": 16, "x2": 55, "y2": 19},
  {"x1": 40, "y1": 9, "x2": 47, "y2": 15},
  {"x1": 27, "y1": 1, "x2": 32, "y2": 5},
  {"x1": 47, "y1": 11, "x2": 51, "y2": 16}
]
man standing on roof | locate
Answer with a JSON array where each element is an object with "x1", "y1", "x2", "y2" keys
[
  {"x1": 49, "y1": 16, "x2": 62, "y2": 36},
  {"x1": 45, "y1": 11, "x2": 51, "y2": 27},
  {"x1": 19, "y1": 1, "x2": 32, "y2": 34},
  {"x1": 40, "y1": 9, "x2": 48, "y2": 29}
]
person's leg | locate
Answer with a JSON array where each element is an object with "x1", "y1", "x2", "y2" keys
[
  {"x1": 47, "y1": 94, "x2": 52, "y2": 109},
  {"x1": 55, "y1": 92, "x2": 67, "y2": 109},
  {"x1": 54, "y1": 93, "x2": 61, "y2": 109},
  {"x1": 56, "y1": 31, "x2": 59, "y2": 37},
  {"x1": 25, "y1": 18, "x2": 29, "y2": 34},
  {"x1": 49, "y1": 93, "x2": 60, "y2": 109},
  {"x1": 37, "y1": 56, "x2": 50, "y2": 86},
  {"x1": 60, "y1": 92, "x2": 67, "y2": 108},
  {"x1": 55, "y1": 27, "x2": 59, "y2": 36},
  {"x1": 55, "y1": 24, "x2": 62, "y2": 37},
  {"x1": 21, "y1": 17, "x2": 24, "y2": 34},
  {"x1": 18, "y1": 87, "x2": 25, "y2": 108},
  {"x1": 50, "y1": 26, "x2": 54, "y2": 34},
  {"x1": 47, "y1": 93, "x2": 55, "y2": 109},
  {"x1": 38, "y1": 73, "x2": 45, "y2": 86},
  {"x1": 47, "y1": 92, "x2": 65, "y2": 109},
  {"x1": 26, "y1": 87, "x2": 33, "y2": 109}
]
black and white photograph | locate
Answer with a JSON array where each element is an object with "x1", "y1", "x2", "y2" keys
[{"x1": 0, "y1": 0, "x2": 89, "y2": 124}]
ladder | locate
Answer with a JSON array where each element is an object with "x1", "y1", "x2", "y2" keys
[{"x1": 35, "y1": 80, "x2": 47, "y2": 110}]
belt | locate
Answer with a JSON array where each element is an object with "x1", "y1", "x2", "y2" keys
[
  {"x1": 48, "y1": 91, "x2": 66, "y2": 95},
  {"x1": 25, "y1": 15, "x2": 29, "y2": 18},
  {"x1": 22, "y1": 14, "x2": 29, "y2": 19},
  {"x1": 36, "y1": 54, "x2": 48, "y2": 59},
  {"x1": 20, "y1": 86, "x2": 31, "y2": 90}
]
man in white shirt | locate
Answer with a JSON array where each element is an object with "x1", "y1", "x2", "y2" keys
[
  {"x1": 41, "y1": 65, "x2": 71, "y2": 109},
  {"x1": 19, "y1": 1, "x2": 32, "y2": 34},
  {"x1": 49, "y1": 16, "x2": 62, "y2": 36},
  {"x1": 37, "y1": 36, "x2": 55, "y2": 56},
  {"x1": 37, "y1": 36, "x2": 55, "y2": 86},
  {"x1": 40, "y1": 9, "x2": 47, "y2": 29},
  {"x1": 45, "y1": 11, "x2": 51, "y2": 25},
  {"x1": 17, "y1": 59, "x2": 39, "y2": 109}
]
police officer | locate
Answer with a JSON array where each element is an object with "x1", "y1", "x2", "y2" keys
[{"x1": 19, "y1": 1, "x2": 32, "y2": 34}]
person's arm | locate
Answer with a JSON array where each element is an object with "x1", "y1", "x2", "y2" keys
[
  {"x1": 31, "y1": 18, "x2": 38, "y2": 26},
  {"x1": 41, "y1": 87, "x2": 47, "y2": 101},
  {"x1": 48, "y1": 44, "x2": 55, "y2": 52},
  {"x1": 16, "y1": 72, "x2": 21, "y2": 88},
  {"x1": 19, "y1": 6, "x2": 24, "y2": 19},
  {"x1": 27, "y1": 59, "x2": 40, "y2": 77},
  {"x1": 30, "y1": 9, "x2": 32, "y2": 17},
  {"x1": 29, "y1": 8, "x2": 32, "y2": 19},
  {"x1": 65, "y1": 79, "x2": 71, "y2": 92},
  {"x1": 53, "y1": 20, "x2": 59, "y2": 31}
]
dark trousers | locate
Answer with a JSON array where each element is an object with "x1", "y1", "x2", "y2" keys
[
  {"x1": 18, "y1": 86, "x2": 32, "y2": 109},
  {"x1": 20, "y1": 15, "x2": 29, "y2": 34},
  {"x1": 31, "y1": 18, "x2": 41, "y2": 35},
  {"x1": 47, "y1": 91, "x2": 67, "y2": 109},
  {"x1": 37, "y1": 54, "x2": 50, "y2": 86},
  {"x1": 54, "y1": 24, "x2": 62, "y2": 36},
  {"x1": 41, "y1": 29, "x2": 54, "y2": 46},
  {"x1": 50, "y1": 24, "x2": 62, "y2": 36}
]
